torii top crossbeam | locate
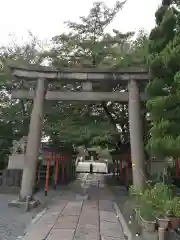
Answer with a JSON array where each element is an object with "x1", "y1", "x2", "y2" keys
[{"x1": 7, "y1": 61, "x2": 148, "y2": 82}]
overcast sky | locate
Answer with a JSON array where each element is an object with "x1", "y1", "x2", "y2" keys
[{"x1": 0, "y1": 0, "x2": 161, "y2": 45}]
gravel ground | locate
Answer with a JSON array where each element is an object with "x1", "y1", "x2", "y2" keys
[{"x1": 0, "y1": 194, "x2": 39, "y2": 240}]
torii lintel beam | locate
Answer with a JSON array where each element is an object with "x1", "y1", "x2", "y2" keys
[{"x1": 11, "y1": 90, "x2": 148, "y2": 102}]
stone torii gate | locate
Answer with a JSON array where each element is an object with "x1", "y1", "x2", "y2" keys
[{"x1": 8, "y1": 61, "x2": 148, "y2": 200}]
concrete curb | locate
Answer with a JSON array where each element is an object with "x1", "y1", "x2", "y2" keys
[
  {"x1": 113, "y1": 202, "x2": 132, "y2": 240},
  {"x1": 22, "y1": 207, "x2": 48, "y2": 238},
  {"x1": 31, "y1": 208, "x2": 47, "y2": 224}
]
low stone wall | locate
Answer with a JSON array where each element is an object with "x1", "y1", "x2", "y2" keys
[
  {"x1": 2, "y1": 169, "x2": 22, "y2": 187},
  {"x1": 0, "y1": 169, "x2": 22, "y2": 194},
  {"x1": 0, "y1": 186, "x2": 20, "y2": 194}
]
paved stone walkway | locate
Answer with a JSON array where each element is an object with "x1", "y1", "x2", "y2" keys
[{"x1": 22, "y1": 174, "x2": 125, "y2": 240}]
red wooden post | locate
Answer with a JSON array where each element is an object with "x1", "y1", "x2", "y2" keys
[
  {"x1": 45, "y1": 151, "x2": 51, "y2": 196},
  {"x1": 116, "y1": 160, "x2": 118, "y2": 177},
  {"x1": 54, "y1": 154, "x2": 59, "y2": 189},
  {"x1": 126, "y1": 155, "x2": 129, "y2": 186},
  {"x1": 119, "y1": 159, "x2": 123, "y2": 184},
  {"x1": 61, "y1": 155, "x2": 65, "y2": 184},
  {"x1": 176, "y1": 159, "x2": 179, "y2": 178}
]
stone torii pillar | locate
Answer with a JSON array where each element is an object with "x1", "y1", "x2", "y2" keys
[
  {"x1": 128, "y1": 79, "x2": 146, "y2": 189},
  {"x1": 20, "y1": 78, "x2": 45, "y2": 200}
]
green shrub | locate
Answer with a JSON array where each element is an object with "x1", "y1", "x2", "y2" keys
[
  {"x1": 140, "y1": 201, "x2": 156, "y2": 221},
  {"x1": 172, "y1": 197, "x2": 180, "y2": 217},
  {"x1": 129, "y1": 185, "x2": 143, "y2": 208},
  {"x1": 164, "y1": 200, "x2": 173, "y2": 216},
  {"x1": 129, "y1": 185, "x2": 142, "y2": 197}
]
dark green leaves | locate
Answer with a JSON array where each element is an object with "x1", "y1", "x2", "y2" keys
[{"x1": 146, "y1": 1, "x2": 180, "y2": 157}]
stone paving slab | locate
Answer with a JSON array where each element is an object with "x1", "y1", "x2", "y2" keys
[
  {"x1": 62, "y1": 201, "x2": 83, "y2": 216},
  {"x1": 74, "y1": 224, "x2": 99, "y2": 240},
  {"x1": 78, "y1": 201, "x2": 99, "y2": 226},
  {"x1": 101, "y1": 237, "x2": 125, "y2": 240},
  {"x1": 99, "y1": 200, "x2": 115, "y2": 211},
  {"x1": 54, "y1": 215, "x2": 79, "y2": 229},
  {"x1": 46, "y1": 229, "x2": 75, "y2": 240},
  {"x1": 100, "y1": 210, "x2": 118, "y2": 223},
  {"x1": 100, "y1": 221, "x2": 124, "y2": 238}
]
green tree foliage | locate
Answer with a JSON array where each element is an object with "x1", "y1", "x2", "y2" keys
[
  {"x1": 146, "y1": 0, "x2": 180, "y2": 157},
  {"x1": 47, "y1": 1, "x2": 131, "y2": 68},
  {"x1": 45, "y1": 102, "x2": 117, "y2": 148}
]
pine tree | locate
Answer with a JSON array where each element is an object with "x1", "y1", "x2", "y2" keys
[{"x1": 146, "y1": 0, "x2": 180, "y2": 158}]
